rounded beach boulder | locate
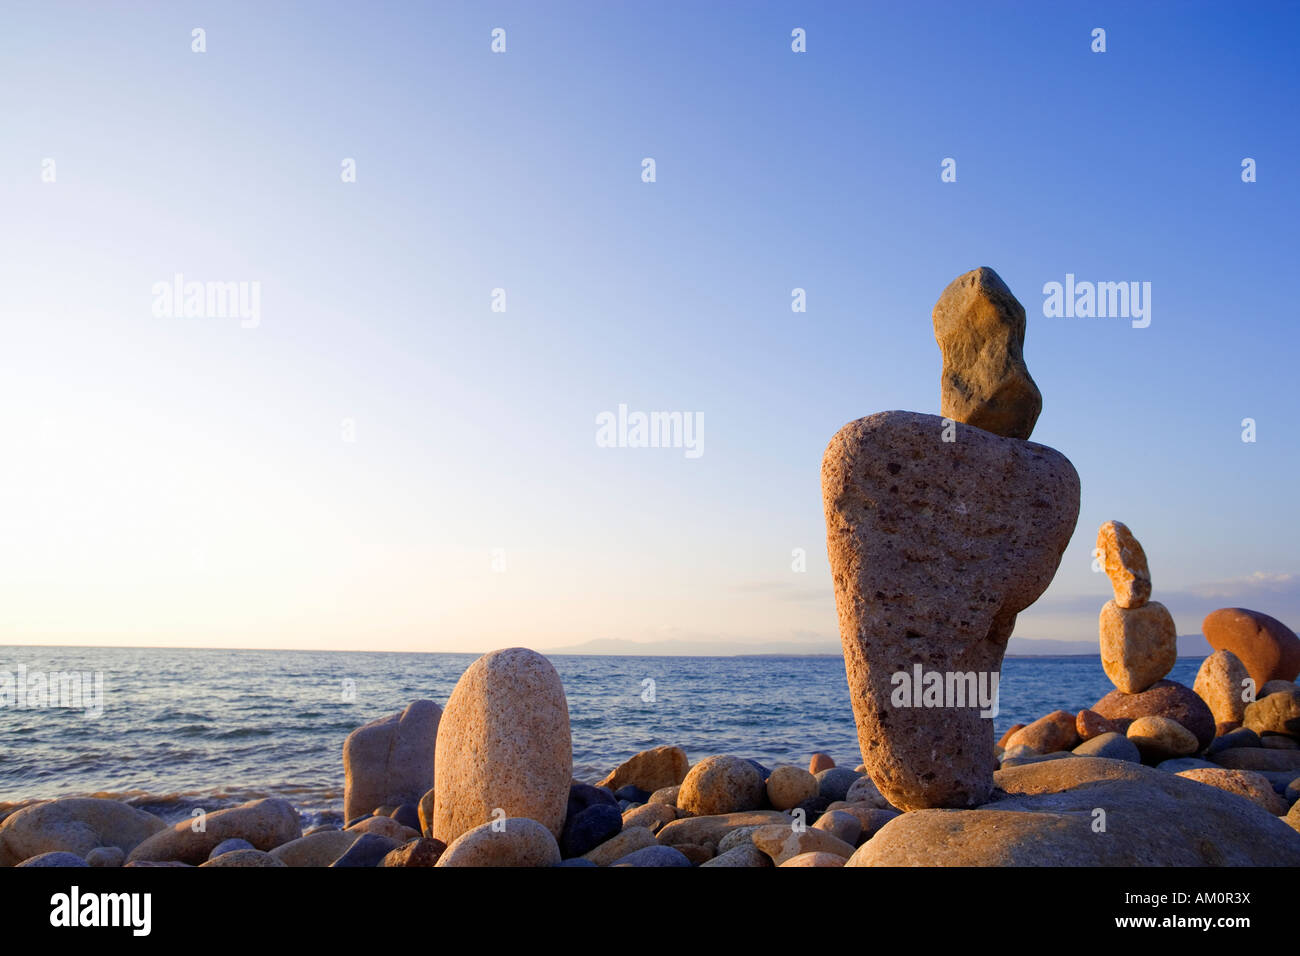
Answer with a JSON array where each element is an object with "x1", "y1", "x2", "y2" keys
[
  {"x1": 1126, "y1": 715, "x2": 1199, "y2": 761},
  {"x1": 808, "y1": 752, "x2": 835, "y2": 774},
  {"x1": 581, "y1": 825, "x2": 657, "y2": 865},
  {"x1": 765, "y1": 766, "x2": 819, "y2": 811},
  {"x1": 1175, "y1": 767, "x2": 1287, "y2": 815},
  {"x1": 560, "y1": 803, "x2": 622, "y2": 858},
  {"x1": 269, "y1": 829, "x2": 362, "y2": 867},
  {"x1": 127, "y1": 797, "x2": 301, "y2": 865},
  {"x1": 1203, "y1": 608, "x2": 1300, "y2": 687},
  {"x1": 435, "y1": 817, "x2": 561, "y2": 867},
  {"x1": 815, "y1": 766, "x2": 862, "y2": 802},
  {"x1": 678, "y1": 755, "x2": 765, "y2": 816},
  {"x1": 751, "y1": 825, "x2": 854, "y2": 865},
  {"x1": 1243, "y1": 690, "x2": 1300, "y2": 738},
  {"x1": 0, "y1": 798, "x2": 166, "y2": 867},
  {"x1": 432, "y1": 648, "x2": 572, "y2": 845},
  {"x1": 846, "y1": 757, "x2": 1300, "y2": 866}
]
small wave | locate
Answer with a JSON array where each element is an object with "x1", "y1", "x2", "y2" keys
[{"x1": 153, "y1": 710, "x2": 215, "y2": 722}]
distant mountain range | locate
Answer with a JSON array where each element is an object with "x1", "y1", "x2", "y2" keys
[{"x1": 541, "y1": 634, "x2": 1215, "y2": 658}]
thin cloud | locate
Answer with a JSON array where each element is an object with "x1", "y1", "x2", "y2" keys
[
  {"x1": 730, "y1": 581, "x2": 834, "y2": 605},
  {"x1": 1036, "y1": 571, "x2": 1300, "y2": 626}
]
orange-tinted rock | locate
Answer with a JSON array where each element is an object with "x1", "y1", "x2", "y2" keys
[
  {"x1": 0, "y1": 799, "x2": 165, "y2": 867},
  {"x1": 997, "y1": 724, "x2": 1027, "y2": 749},
  {"x1": 765, "y1": 766, "x2": 819, "y2": 811},
  {"x1": 1095, "y1": 521, "x2": 1152, "y2": 609},
  {"x1": 932, "y1": 266, "x2": 1042, "y2": 440},
  {"x1": 847, "y1": 758, "x2": 1300, "y2": 866},
  {"x1": 646, "y1": 786, "x2": 679, "y2": 807},
  {"x1": 1175, "y1": 768, "x2": 1287, "y2": 815},
  {"x1": 654, "y1": 811, "x2": 790, "y2": 848},
  {"x1": 434, "y1": 817, "x2": 561, "y2": 868},
  {"x1": 1076, "y1": 709, "x2": 1130, "y2": 741},
  {"x1": 1244, "y1": 691, "x2": 1300, "y2": 738},
  {"x1": 596, "y1": 746, "x2": 689, "y2": 794},
  {"x1": 1126, "y1": 716, "x2": 1198, "y2": 761},
  {"x1": 1099, "y1": 600, "x2": 1177, "y2": 693},
  {"x1": 780, "y1": 851, "x2": 847, "y2": 867},
  {"x1": 1092, "y1": 679, "x2": 1215, "y2": 751},
  {"x1": 1203, "y1": 608, "x2": 1300, "y2": 688},
  {"x1": 345, "y1": 815, "x2": 417, "y2": 841},
  {"x1": 1006, "y1": 711, "x2": 1080, "y2": 754},
  {"x1": 621, "y1": 803, "x2": 676, "y2": 834},
  {"x1": 808, "y1": 753, "x2": 835, "y2": 774},
  {"x1": 677, "y1": 756, "x2": 765, "y2": 816},
  {"x1": 127, "y1": 798, "x2": 301, "y2": 865},
  {"x1": 751, "y1": 825, "x2": 855, "y2": 865}
]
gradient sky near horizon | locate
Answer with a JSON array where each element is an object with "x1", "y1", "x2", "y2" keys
[{"x1": 1, "y1": 2, "x2": 1297, "y2": 653}]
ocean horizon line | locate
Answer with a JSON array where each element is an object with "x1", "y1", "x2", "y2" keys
[{"x1": 0, "y1": 641, "x2": 1213, "y2": 661}]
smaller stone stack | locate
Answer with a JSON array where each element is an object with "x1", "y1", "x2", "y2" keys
[
  {"x1": 1096, "y1": 521, "x2": 1176, "y2": 694},
  {"x1": 1086, "y1": 521, "x2": 1216, "y2": 758}
]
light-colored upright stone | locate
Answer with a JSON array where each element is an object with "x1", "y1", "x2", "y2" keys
[
  {"x1": 1193, "y1": 649, "x2": 1252, "y2": 728},
  {"x1": 343, "y1": 699, "x2": 442, "y2": 823},
  {"x1": 432, "y1": 648, "x2": 572, "y2": 845}
]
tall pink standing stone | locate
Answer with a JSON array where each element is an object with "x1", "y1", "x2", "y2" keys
[
  {"x1": 822, "y1": 268, "x2": 1079, "y2": 811},
  {"x1": 822, "y1": 412, "x2": 1079, "y2": 809}
]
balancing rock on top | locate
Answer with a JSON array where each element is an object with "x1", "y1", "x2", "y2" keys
[
  {"x1": 933, "y1": 266, "x2": 1042, "y2": 440},
  {"x1": 1096, "y1": 520, "x2": 1152, "y2": 609}
]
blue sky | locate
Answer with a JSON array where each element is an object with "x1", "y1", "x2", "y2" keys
[{"x1": 1, "y1": 1, "x2": 1296, "y2": 651}]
